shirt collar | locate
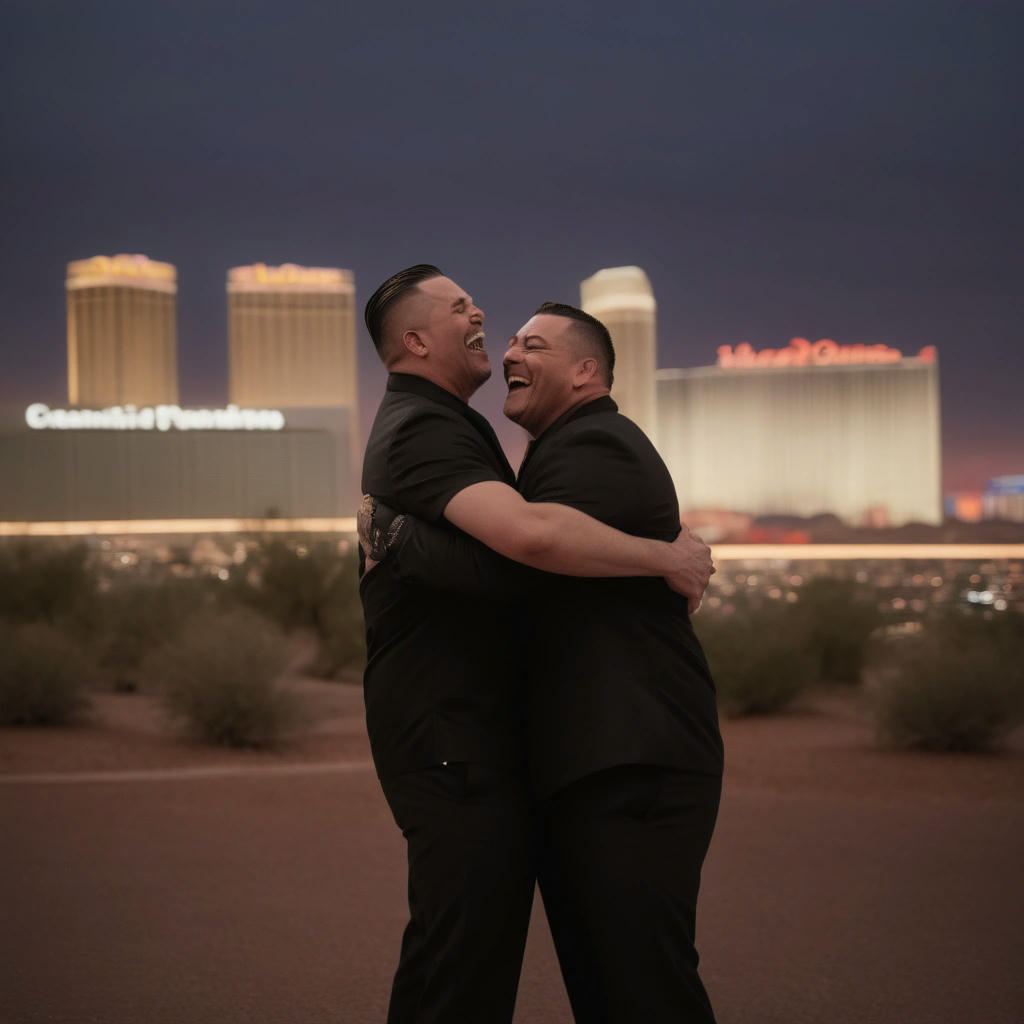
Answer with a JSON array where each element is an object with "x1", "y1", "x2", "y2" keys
[
  {"x1": 536, "y1": 394, "x2": 617, "y2": 441},
  {"x1": 386, "y1": 372, "x2": 512, "y2": 477},
  {"x1": 386, "y1": 372, "x2": 471, "y2": 415},
  {"x1": 519, "y1": 395, "x2": 618, "y2": 479}
]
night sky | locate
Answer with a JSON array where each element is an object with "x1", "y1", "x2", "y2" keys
[{"x1": 2, "y1": 0, "x2": 1021, "y2": 492}]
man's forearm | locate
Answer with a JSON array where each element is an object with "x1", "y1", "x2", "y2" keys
[
  {"x1": 506, "y1": 500, "x2": 671, "y2": 576},
  {"x1": 444, "y1": 481, "x2": 672, "y2": 578}
]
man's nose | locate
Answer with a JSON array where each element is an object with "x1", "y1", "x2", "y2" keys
[{"x1": 470, "y1": 304, "x2": 484, "y2": 325}]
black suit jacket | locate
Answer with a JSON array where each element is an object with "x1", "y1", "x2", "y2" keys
[{"x1": 388, "y1": 395, "x2": 723, "y2": 798}]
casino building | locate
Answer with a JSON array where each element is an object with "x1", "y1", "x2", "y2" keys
[
  {"x1": 655, "y1": 339, "x2": 943, "y2": 526},
  {"x1": 66, "y1": 254, "x2": 178, "y2": 407},
  {"x1": 1, "y1": 258, "x2": 359, "y2": 524},
  {"x1": 227, "y1": 263, "x2": 358, "y2": 414},
  {"x1": 581, "y1": 266, "x2": 658, "y2": 440},
  {"x1": 576, "y1": 265, "x2": 943, "y2": 526}
]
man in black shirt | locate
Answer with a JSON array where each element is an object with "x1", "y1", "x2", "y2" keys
[
  {"x1": 359, "y1": 268, "x2": 715, "y2": 1024},
  {"x1": 368, "y1": 300, "x2": 724, "y2": 1023}
]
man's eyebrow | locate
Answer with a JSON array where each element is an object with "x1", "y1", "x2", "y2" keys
[{"x1": 451, "y1": 295, "x2": 471, "y2": 309}]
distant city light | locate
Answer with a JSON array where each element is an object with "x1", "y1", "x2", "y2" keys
[{"x1": 0, "y1": 517, "x2": 357, "y2": 537}]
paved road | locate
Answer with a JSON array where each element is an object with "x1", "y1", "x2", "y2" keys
[{"x1": 2, "y1": 762, "x2": 1022, "y2": 1023}]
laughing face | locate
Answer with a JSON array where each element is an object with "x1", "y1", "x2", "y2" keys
[
  {"x1": 502, "y1": 313, "x2": 598, "y2": 437},
  {"x1": 407, "y1": 275, "x2": 491, "y2": 400}
]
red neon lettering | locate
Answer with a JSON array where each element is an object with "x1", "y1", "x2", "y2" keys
[{"x1": 715, "y1": 337, "x2": 927, "y2": 369}]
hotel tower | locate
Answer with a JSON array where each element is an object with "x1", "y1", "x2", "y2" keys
[
  {"x1": 227, "y1": 263, "x2": 357, "y2": 412},
  {"x1": 657, "y1": 341, "x2": 943, "y2": 526},
  {"x1": 580, "y1": 266, "x2": 658, "y2": 440},
  {"x1": 65, "y1": 254, "x2": 179, "y2": 406}
]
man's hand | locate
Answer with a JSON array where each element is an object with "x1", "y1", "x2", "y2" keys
[
  {"x1": 664, "y1": 525, "x2": 715, "y2": 614},
  {"x1": 357, "y1": 495, "x2": 379, "y2": 567},
  {"x1": 357, "y1": 494, "x2": 409, "y2": 577}
]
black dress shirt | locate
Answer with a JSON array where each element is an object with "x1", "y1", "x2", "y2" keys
[
  {"x1": 359, "y1": 373, "x2": 523, "y2": 779},
  {"x1": 387, "y1": 395, "x2": 724, "y2": 798},
  {"x1": 518, "y1": 396, "x2": 723, "y2": 796}
]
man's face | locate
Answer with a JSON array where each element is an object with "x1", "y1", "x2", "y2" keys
[
  {"x1": 408, "y1": 276, "x2": 490, "y2": 398},
  {"x1": 502, "y1": 313, "x2": 585, "y2": 437}
]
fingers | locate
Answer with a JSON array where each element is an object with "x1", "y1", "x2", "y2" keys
[{"x1": 356, "y1": 495, "x2": 374, "y2": 556}]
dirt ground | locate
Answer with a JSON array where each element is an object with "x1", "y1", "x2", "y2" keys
[{"x1": 2, "y1": 670, "x2": 1022, "y2": 1024}]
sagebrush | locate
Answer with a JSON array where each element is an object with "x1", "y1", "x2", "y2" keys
[
  {"x1": 146, "y1": 609, "x2": 304, "y2": 748},
  {"x1": 0, "y1": 623, "x2": 92, "y2": 725},
  {"x1": 871, "y1": 613, "x2": 1024, "y2": 752}
]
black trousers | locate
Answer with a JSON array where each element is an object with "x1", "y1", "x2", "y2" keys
[
  {"x1": 538, "y1": 765, "x2": 722, "y2": 1024},
  {"x1": 379, "y1": 761, "x2": 535, "y2": 1024}
]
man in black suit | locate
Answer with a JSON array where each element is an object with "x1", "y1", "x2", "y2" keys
[
  {"x1": 367, "y1": 301, "x2": 724, "y2": 1023},
  {"x1": 359, "y1": 268, "x2": 715, "y2": 1024}
]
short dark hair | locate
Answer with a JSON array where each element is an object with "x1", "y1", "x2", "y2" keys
[
  {"x1": 534, "y1": 301, "x2": 615, "y2": 387},
  {"x1": 364, "y1": 264, "x2": 443, "y2": 356}
]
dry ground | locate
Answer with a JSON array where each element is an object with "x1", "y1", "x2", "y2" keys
[{"x1": 2, "y1": 667, "x2": 1022, "y2": 1024}]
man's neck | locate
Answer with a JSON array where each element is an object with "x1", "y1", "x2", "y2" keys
[
  {"x1": 529, "y1": 387, "x2": 611, "y2": 438},
  {"x1": 387, "y1": 361, "x2": 476, "y2": 404}
]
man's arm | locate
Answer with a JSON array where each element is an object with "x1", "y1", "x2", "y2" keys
[
  {"x1": 444, "y1": 481, "x2": 713, "y2": 612},
  {"x1": 361, "y1": 497, "x2": 535, "y2": 598}
]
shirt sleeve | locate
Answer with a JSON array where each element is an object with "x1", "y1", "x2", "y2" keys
[
  {"x1": 387, "y1": 406, "x2": 507, "y2": 523},
  {"x1": 389, "y1": 513, "x2": 537, "y2": 598}
]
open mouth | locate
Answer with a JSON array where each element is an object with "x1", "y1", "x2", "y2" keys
[
  {"x1": 506, "y1": 374, "x2": 531, "y2": 392},
  {"x1": 466, "y1": 331, "x2": 486, "y2": 351}
]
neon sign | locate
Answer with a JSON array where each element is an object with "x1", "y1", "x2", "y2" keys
[
  {"x1": 716, "y1": 338, "x2": 936, "y2": 369},
  {"x1": 67, "y1": 254, "x2": 176, "y2": 284},
  {"x1": 228, "y1": 264, "x2": 351, "y2": 288},
  {"x1": 25, "y1": 404, "x2": 286, "y2": 432}
]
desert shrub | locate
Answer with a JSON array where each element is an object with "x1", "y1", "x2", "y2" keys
[
  {"x1": 696, "y1": 602, "x2": 815, "y2": 716},
  {"x1": 872, "y1": 613, "x2": 1024, "y2": 752},
  {"x1": 237, "y1": 538, "x2": 334, "y2": 629},
  {"x1": 0, "y1": 542, "x2": 95, "y2": 625},
  {"x1": 791, "y1": 577, "x2": 882, "y2": 685},
  {"x1": 0, "y1": 623, "x2": 92, "y2": 725},
  {"x1": 236, "y1": 539, "x2": 366, "y2": 676},
  {"x1": 308, "y1": 549, "x2": 365, "y2": 677},
  {"x1": 145, "y1": 609, "x2": 304, "y2": 748},
  {"x1": 89, "y1": 578, "x2": 221, "y2": 692}
]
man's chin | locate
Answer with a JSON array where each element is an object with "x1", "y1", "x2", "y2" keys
[{"x1": 503, "y1": 397, "x2": 527, "y2": 427}]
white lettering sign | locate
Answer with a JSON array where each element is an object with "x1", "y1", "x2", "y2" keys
[{"x1": 25, "y1": 403, "x2": 286, "y2": 432}]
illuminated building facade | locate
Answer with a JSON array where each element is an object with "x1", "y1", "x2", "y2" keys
[
  {"x1": 656, "y1": 340, "x2": 942, "y2": 526},
  {"x1": 580, "y1": 266, "x2": 657, "y2": 439},
  {"x1": 1, "y1": 259, "x2": 365, "y2": 524},
  {"x1": 228, "y1": 264, "x2": 357, "y2": 411},
  {"x1": 0, "y1": 403, "x2": 355, "y2": 521},
  {"x1": 983, "y1": 476, "x2": 1024, "y2": 523},
  {"x1": 66, "y1": 254, "x2": 178, "y2": 407}
]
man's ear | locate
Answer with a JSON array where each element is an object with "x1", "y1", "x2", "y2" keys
[
  {"x1": 573, "y1": 357, "x2": 599, "y2": 387},
  {"x1": 402, "y1": 330, "x2": 429, "y2": 358}
]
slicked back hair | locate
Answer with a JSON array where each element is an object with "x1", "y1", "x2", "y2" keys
[
  {"x1": 364, "y1": 264, "x2": 444, "y2": 358},
  {"x1": 534, "y1": 301, "x2": 615, "y2": 387}
]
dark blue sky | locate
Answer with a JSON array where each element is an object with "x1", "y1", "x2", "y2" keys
[{"x1": 2, "y1": 0, "x2": 1021, "y2": 490}]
